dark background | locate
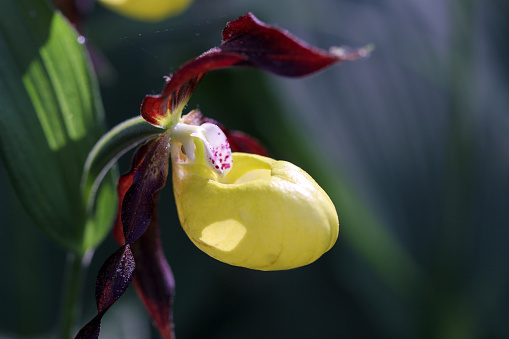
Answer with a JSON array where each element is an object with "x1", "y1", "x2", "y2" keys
[{"x1": 1, "y1": 0, "x2": 509, "y2": 338}]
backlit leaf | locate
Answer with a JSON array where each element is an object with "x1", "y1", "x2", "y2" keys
[{"x1": 0, "y1": 0, "x2": 116, "y2": 253}]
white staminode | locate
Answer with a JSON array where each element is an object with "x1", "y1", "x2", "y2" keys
[{"x1": 172, "y1": 122, "x2": 232, "y2": 176}]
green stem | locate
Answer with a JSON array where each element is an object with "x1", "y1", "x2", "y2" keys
[
  {"x1": 81, "y1": 116, "x2": 163, "y2": 213},
  {"x1": 58, "y1": 250, "x2": 93, "y2": 339}
]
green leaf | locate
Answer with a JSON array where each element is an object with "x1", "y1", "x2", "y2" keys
[{"x1": 0, "y1": 0, "x2": 116, "y2": 253}]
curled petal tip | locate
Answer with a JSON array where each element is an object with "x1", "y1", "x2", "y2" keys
[{"x1": 329, "y1": 44, "x2": 374, "y2": 60}]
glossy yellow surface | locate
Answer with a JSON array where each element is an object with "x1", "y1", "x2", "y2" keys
[
  {"x1": 98, "y1": 0, "x2": 192, "y2": 22},
  {"x1": 172, "y1": 153, "x2": 339, "y2": 271}
]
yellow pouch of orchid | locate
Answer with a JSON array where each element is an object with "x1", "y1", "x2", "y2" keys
[{"x1": 172, "y1": 152, "x2": 339, "y2": 271}]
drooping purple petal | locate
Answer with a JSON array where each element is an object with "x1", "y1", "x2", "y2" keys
[
  {"x1": 121, "y1": 131, "x2": 171, "y2": 244},
  {"x1": 77, "y1": 134, "x2": 173, "y2": 339},
  {"x1": 75, "y1": 245, "x2": 135, "y2": 339},
  {"x1": 141, "y1": 12, "x2": 370, "y2": 127},
  {"x1": 112, "y1": 140, "x2": 155, "y2": 245},
  {"x1": 74, "y1": 313, "x2": 102, "y2": 339},
  {"x1": 112, "y1": 170, "x2": 133, "y2": 245},
  {"x1": 95, "y1": 246, "x2": 136, "y2": 312},
  {"x1": 113, "y1": 141, "x2": 175, "y2": 339},
  {"x1": 131, "y1": 197, "x2": 176, "y2": 339}
]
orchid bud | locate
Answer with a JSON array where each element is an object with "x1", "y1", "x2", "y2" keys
[
  {"x1": 98, "y1": 0, "x2": 192, "y2": 22},
  {"x1": 172, "y1": 152, "x2": 339, "y2": 271}
]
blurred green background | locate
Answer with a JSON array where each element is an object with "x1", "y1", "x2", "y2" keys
[{"x1": 1, "y1": 0, "x2": 509, "y2": 338}]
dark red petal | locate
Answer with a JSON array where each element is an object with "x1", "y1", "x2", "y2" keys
[
  {"x1": 112, "y1": 140, "x2": 155, "y2": 245},
  {"x1": 112, "y1": 172, "x2": 131, "y2": 245},
  {"x1": 220, "y1": 12, "x2": 367, "y2": 76},
  {"x1": 77, "y1": 134, "x2": 172, "y2": 338},
  {"x1": 74, "y1": 312, "x2": 103, "y2": 339},
  {"x1": 75, "y1": 245, "x2": 135, "y2": 339},
  {"x1": 131, "y1": 196, "x2": 176, "y2": 339},
  {"x1": 111, "y1": 141, "x2": 176, "y2": 339},
  {"x1": 95, "y1": 245, "x2": 136, "y2": 312},
  {"x1": 141, "y1": 13, "x2": 369, "y2": 127},
  {"x1": 121, "y1": 131, "x2": 171, "y2": 244},
  {"x1": 142, "y1": 52, "x2": 244, "y2": 127}
]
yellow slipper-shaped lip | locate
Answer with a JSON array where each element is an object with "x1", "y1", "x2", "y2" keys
[{"x1": 173, "y1": 152, "x2": 339, "y2": 271}]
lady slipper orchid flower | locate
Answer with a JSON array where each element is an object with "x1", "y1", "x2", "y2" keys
[{"x1": 76, "y1": 13, "x2": 369, "y2": 339}]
